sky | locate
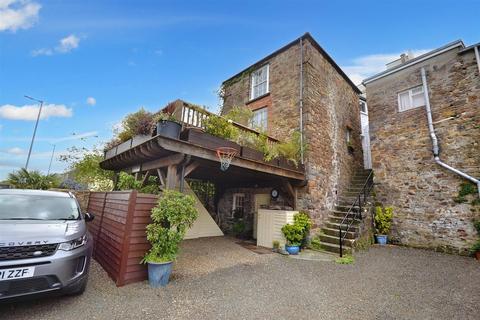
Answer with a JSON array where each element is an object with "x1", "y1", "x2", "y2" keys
[{"x1": 1, "y1": 0, "x2": 479, "y2": 180}]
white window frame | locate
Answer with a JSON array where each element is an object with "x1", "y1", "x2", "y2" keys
[
  {"x1": 397, "y1": 85, "x2": 425, "y2": 112},
  {"x1": 232, "y1": 193, "x2": 245, "y2": 217},
  {"x1": 249, "y1": 107, "x2": 268, "y2": 131},
  {"x1": 359, "y1": 100, "x2": 368, "y2": 114},
  {"x1": 250, "y1": 64, "x2": 269, "y2": 100}
]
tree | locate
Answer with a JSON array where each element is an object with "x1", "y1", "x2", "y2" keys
[
  {"x1": 7, "y1": 168, "x2": 60, "y2": 190},
  {"x1": 59, "y1": 146, "x2": 114, "y2": 191}
]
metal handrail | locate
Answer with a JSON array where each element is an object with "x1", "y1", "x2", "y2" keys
[{"x1": 339, "y1": 170, "x2": 374, "y2": 257}]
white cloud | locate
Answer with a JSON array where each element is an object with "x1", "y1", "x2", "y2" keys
[
  {"x1": 6, "y1": 147, "x2": 25, "y2": 155},
  {"x1": 0, "y1": 0, "x2": 41, "y2": 32},
  {"x1": 32, "y1": 34, "x2": 81, "y2": 56},
  {"x1": 342, "y1": 49, "x2": 431, "y2": 85},
  {"x1": 56, "y1": 34, "x2": 80, "y2": 53},
  {"x1": 0, "y1": 103, "x2": 73, "y2": 120},
  {"x1": 86, "y1": 97, "x2": 96, "y2": 106}
]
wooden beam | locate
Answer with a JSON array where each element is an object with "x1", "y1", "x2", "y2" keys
[
  {"x1": 157, "y1": 169, "x2": 166, "y2": 187},
  {"x1": 139, "y1": 153, "x2": 185, "y2": 172},
  {"x1": 153, "y1": 137, "x2": 305, "y2": 180},
  {"x1": 141, "y1": 170, "x2": 151, "y2": 186},
  {"x1": 184, "y1": 161, "x2": 200, "y2": 177}
]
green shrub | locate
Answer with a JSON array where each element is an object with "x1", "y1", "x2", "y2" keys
[
  {"x1": 374, "y1": 206, "x2": 393, "y2": 235},
  {"x1": 117, "y1": 172, "x2": 160, "y2": 194},
  {"x1": 232, "y1": 220, "x2": 246, "y2": 236},
  {"x1": 335, "y1": 255, "x2": 355, "y2": 265},
  {"x1": 7, "y1": 168, "x2": 60, "y2": 190},
  {"x1": 153, "y1": 111, "x2": 177, "y2": 123},
  {"x1": 276, "y1": 130, "x2": 306, "y2": 167},
  {"x1": 294, "y1": 211, "x2": 312, "y2": 238},
  {"x1": 309, "y1": 236, "x2": 322, "y2": 251},
  {"x1": 272, "y1": 240, "x2": 280, "y2": 250},
  {"x1": 470, "y1": 241, "x2": 480, "y2": 255},
  {"x1": 225, "y1": 106, "x2": 253, "y2": 126},
  {"x1": 117, "y1": 108, "x2": 154, "y2": 142},
  {"x1": 142, "y1": 190, "x2": 198, "y2": 263},
  {"x1": 474, "y1": 220, "x2": 480, "y2": 234},
  {"x1": 281, "y1": 224, "x2": 304, "y2": 246},
  {"x1": 204, "y1": 115, "x2": 240, "y2": 141}
]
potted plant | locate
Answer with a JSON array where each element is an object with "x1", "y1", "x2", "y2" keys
[
  {"x1": 293, "y1": 211, "x2": 312, "y2": 249},
  {"x1": 471, "y1": 220, "x2": 480, "y2": 261},
  {"x1": 142, "y1": 190, "x2": 198, "y2": 287},
  {"x1": 117, "y1": 108, "x2": 154, "y2": 144},
  {"x1": 153, "y1": 112, "x2": 182, "y2": 139},
  {"x1": 281, "y1": 223, "x2": 304, "y2": 255},
  {"x1": 374, "y1": 206, "x2": 393, "y2": 245}
]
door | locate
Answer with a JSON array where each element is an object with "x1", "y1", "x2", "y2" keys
[{"x1": 253, "y1": 194, "x2": 270, "y2": 239}]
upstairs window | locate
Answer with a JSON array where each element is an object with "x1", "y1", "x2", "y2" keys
[
  {"x1": 249, "y1": 107, "x2": 268, "y2": 131},
  {"x1": 398, "y1": 86, "x2": 425, "y2": 112},
  {"x1": 250, "y1": 64, "x2": 269, "y2": 100}
]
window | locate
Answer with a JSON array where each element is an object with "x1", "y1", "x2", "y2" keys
[
  {"x1": 249, "y1": 107, "x2": 268, "y2": 131},
  {"x1": 250, "y1": 64, "x2": 269, "y2": 100},
  {"x1": 346, "y1": 127, "x2": 352, "y2": 144},
  {"x1": 232, "y1": 193, "x2": 245, "y2": 216},
  {"x1": 398, "y1": 86, "x2": 425, "y2": 112},
  {"x1": 359, "y1": 100, "x2": 367, "y2": 113}
]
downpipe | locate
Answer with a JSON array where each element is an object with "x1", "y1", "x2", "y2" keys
[{"x1": 421, "y1": 67, "x2": 480, "y2": 198}]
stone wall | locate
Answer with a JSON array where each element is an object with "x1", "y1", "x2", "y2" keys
[
  {"x1": 221, "y1": 41, "x2": 301, "y2": 140},
  {"x1": 366, "y1": 47, "x2": 480, "y2": 254},
  {"x1": 221, "y1": 36, "x2": 363, "y2": 229},
  {"x1": 298, "y1": 38, "x2": 363, "y2": 228},
  {"x1": 217, "y1": 187, "x2": 290, "y2": 234}
]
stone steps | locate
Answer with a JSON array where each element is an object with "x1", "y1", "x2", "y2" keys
[
  {"x1": 319, "y1": 234, "x2": 355, "y2": 247},
  {"x1": 317, "y1": 241, "x2": 352, "y2": 254},
  {"x1": 321, "y1": 227, "x2": 357, "y2": 239},
  {"x1": 316, "y1": 169, "x2": 373, "y2": 255}
]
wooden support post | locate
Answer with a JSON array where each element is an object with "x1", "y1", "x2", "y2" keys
[
  {"x1": 166, "y1": 165, "x2": 178, "y2": 189},
  {"x1": 141, "y1": 170, "x2": 151, "y2": 187},
  {"x1": 283, "y1": 180, "x2": 297, "y2": 210},
  {"x1": 157, "y1": 168, "x2": 166, "y2": 187}
]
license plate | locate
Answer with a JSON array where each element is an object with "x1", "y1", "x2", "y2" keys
[{"x1": 0, "y1": 267, "x2": 35, "y2": 281}]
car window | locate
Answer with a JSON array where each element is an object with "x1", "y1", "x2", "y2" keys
[{"x1": 0, "y1": 195, "x2": 80, "y2": 220}]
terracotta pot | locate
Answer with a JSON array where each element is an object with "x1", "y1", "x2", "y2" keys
[{"x1": 475, "y1": 251, "x2": 480, "y2": 261}]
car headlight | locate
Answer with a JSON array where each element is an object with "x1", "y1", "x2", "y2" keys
[{"x1": 58, "y1": 234, "x2": 88, "y2": 251}]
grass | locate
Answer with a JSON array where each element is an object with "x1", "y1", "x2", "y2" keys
[{"x1": 335, "y1": 255, "x2": 355, "y2": 265}]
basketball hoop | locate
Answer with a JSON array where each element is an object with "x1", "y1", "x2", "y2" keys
[{"x1": 216, "y1": 147, "x2": 237, "y2": 171}]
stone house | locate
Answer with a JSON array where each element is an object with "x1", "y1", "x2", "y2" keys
[
  {"x1": 363, "y1": 40, "x2": 480, "y2": 254},
  {"x1": 220, "y1": 32, "x2": 365, "y2": 234}
]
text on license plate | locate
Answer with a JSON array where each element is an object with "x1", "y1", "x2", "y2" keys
[{"x1": 0, "y1": 267, "x2": 35, "y2": 281}]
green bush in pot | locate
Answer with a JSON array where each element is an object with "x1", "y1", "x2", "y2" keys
[{"x1": 142, "y1": 190, "x2": 198, "y2": 287}]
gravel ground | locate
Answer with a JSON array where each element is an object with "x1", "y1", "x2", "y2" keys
[{"x1": 1, "y1": 237, "x2": 479, "y2": 320}]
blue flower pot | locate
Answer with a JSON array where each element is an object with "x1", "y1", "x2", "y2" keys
[
  {"x1": 285, "y1": 245, "x2": 300, "y2": 255},
  {"x1": 375, "y1": 235, "x2": 388, "y2": 245},
  {"x1": 147, "y1": 261, "x2": 173, "y2": 287}
]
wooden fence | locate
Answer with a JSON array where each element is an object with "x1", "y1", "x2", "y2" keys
[{"x1": 87, "y1": 190, "x2": 158, "y2": 286}]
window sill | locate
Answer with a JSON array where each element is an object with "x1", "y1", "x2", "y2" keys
[{"x1": 247, "y1": 92, "x2": 270, "y2": 105}]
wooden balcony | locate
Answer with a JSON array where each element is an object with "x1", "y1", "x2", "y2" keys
[{"x1": 101, "y1": 100, "x2": 305, "y2": 185}]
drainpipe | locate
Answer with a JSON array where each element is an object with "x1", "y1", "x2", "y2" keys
[
  {"x1": 421, "y1": 67, "x2": 480, "y2": 197},
  {"x1": 299, "y1": 37, "x2": 305, "y2": 164},
  {"x1": 474, "y1": 46, "x2": 480, "y2": 75}
]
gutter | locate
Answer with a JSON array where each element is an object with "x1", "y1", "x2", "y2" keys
[
  {"x1": 421, "y1": 67, "x2": 480, "y2": 197},
  {"x1": 299, "y1": 38, "x2": 305, "y2": 164}
]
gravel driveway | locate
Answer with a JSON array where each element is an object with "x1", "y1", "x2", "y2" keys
[{"x1": 1, "y1": 237, "x2": 479, "y2": 320}]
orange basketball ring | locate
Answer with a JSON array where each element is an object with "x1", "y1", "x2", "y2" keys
[{"x1": 216, "y1": 147, "x2": 237, "y2": 171}]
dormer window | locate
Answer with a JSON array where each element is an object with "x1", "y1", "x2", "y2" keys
[{"x1": 250, "y1": 64, "x2": 269, "y2": 100}]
